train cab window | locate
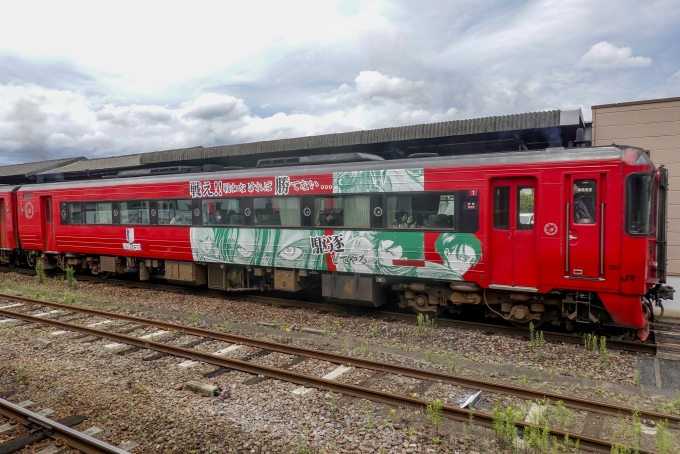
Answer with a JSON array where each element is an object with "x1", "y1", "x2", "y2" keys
[
  {"x1": 314, "y1": 195, "x2": 370, "y2": 228},
  {"x1": 67, "y1": 203, "x2": 82, "y2": 224},
  {"x1": 202, "y1": 198, "x2": 241, "y2": 226},
  {"x1": 626, "y1": 173, "x2": 653, "y2": 236},
  {"x1": 120, "y1": 201, "x2": 150, "y2": 225},
  {"x1": 387, "y1": 193, "x2": 455, "y2": 229},
  {"x1": 158, "y1": 200, "x2": 192, "y2": 225},
  {"x1": 253, "y1": 197, "x2": 300, "y2": 227},
  {"x1": 493, "y1": 187, "x2": 510, "y2": 230},
  {"x1": 84, "y1": 202, "x2": 112, "y2": 225},
  {"x1": 517, "y1": 187, "x2": 534, "y2": 230},
  {"x1": 573, "y1": 180, "x2": 597, "y2": 224}
]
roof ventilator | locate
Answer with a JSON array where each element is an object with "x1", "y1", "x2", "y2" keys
[
  {"x1": 256, "y1": 152, "x2": 383, "y2": 168},
  {"x1": 408, "y1": 152, "x2": 439, "y2": 159}
]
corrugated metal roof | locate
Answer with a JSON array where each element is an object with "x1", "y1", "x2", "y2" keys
[
  {"x1": 38, "y1": 153, "x2": 146, "y2": 175},
  {"x1": 0, "y1": 157, "x2": 85, "y2": 178},
  {"x1": 22, "y1": 146, "x2": 626, "y2": 192},
  {"x1": 140, "y1": 111, "x2": 561, "y2": 164}
]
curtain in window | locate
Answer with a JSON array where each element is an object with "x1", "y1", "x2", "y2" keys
[
  {"x1": 343, "y1": 196, "x2": 370, "y2": 228},
  {"x1": 278, "y1": 198, "x2": 300, "y2": 227}
]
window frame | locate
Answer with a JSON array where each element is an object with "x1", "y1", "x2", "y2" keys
[
  {"x1": 119, "y1": 200, "x2": 151, "y2": 226},
  {"x1": 493, "y1": 186, "x2": 510, "y2": 231},
  {"x1": 625, "y1": 172, "x2": 654, "y2": 237},
  {"x1": 313, "y1": 194, "x2": 372, "y2": 229},
  {"x1": 201, "y1": 197, "x2": 243, "y2": 227},
  {"x1": 251, "y1": 196, "x2": 302, "y2": 228},
  {"x1": 155, "y1": 198, "x2": 194, "y2": 226},
  {"x1": 385, "y1": 192, "x2": 459, "y2": 231},
  {"x1": 516, "y1": 186, "x2": 534, "y2": 231},
  {"x1": 56, "y1": 188, "x2": 480, "y2": 233}
]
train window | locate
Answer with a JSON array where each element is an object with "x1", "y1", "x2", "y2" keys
[
  {"x1": 516, "y1": 186, "x2": 534, "y2": 230},
  {"x1": 387, "y1": 193, "x2": 455, "y2": 229},
  {"x1": 573, "y1": 180, "x2": 596, "y2": 224},
  {"x1": 67, "y1": 203, "x2": 82, "y2": 224},
  {"x1": 120, "y1": 201, "x2": 150, "y2": 225},
  {"x1": 158, "y1": 200, "x2": 192, "y2": 225},
  {"x1": 493, "y1": 187, "x2": 510, "y2": 230},
  {"x1": 84, "y1": 202, "x2": 112, "y2": 225},
  {"x1": 626, "y1": 173, "x2": 653, "y2": 236},
  {"x1": 253, "y1": 197, "x2": 300, "y2": 227},
  {"x1": 44, "y1": 199, "x2": 51, "y2": 223},
  {"x1": 202, "y1": 198, "x2": 241, "y2": 226},
  {"x1": 314, "y1": 196, "x2": 370, "y2": 228}
]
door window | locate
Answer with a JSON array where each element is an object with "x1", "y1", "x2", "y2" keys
[
  {"x1": 626, "y1": 174, "x2": 653, "y2": 236},
  {"x1": 573, "y1": 180, "x2": 597, "y2": 224},
  {"x1": 493, "y1": 186, "x2": 510, "y2": 230},
  {"x1": 517, "y1": 186, "x2": 534, "y2": 230},
  {"x1": 44, "y1": 200, "x2": 51, "y2": 222}
]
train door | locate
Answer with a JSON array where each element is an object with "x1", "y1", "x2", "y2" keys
[
  {"x1": 0, "y1": 197, "x2": 5, "y2": 249},
  {"x1": 490, "y1": 178, "x2": 538, "y2": 289},
  {"x1": 566, "y1": 174, "x2": 603, "y2": 278},
  {"x1": 40, "y1": 196, "x2": 56, "y2": 252}
]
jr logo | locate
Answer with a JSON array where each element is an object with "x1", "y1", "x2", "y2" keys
[{"x1": 620, "y1": 274, "x2": 635, "y2": 282}]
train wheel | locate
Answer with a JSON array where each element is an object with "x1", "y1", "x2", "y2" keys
[
  {"x1": 509, "y1": 311, "x2": 547, "y2": 330},
  {"x1": 7, "y1": 257, "x2": 16, "y2": 268},
  {"x1": 97, "y1": 271, "x2": 111, "y2": 279},
  {"x1": 25, "y1": 253, "x2": 36, "y2": 268}
]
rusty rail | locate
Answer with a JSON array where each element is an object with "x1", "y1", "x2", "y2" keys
[
  {"x1": 0, "y1": 307, "x2": 653, "y2": 453},
  {"x1": 0, "y1": 397, "x2": 127, "y2": 454},
  {"x1": 0, "y1": 292, "x2": 673, "y2": 426}
]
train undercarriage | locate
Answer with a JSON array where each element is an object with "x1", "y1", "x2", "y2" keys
[{"x1": 1, "y1": 249, "x2": 662, "y2": 341}]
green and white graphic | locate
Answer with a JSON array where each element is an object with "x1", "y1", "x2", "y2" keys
[
  {"x1": 333, "y1": 169, "x2": 424, "y2": 193},
  {"x1": 191, "y1": 228, "x2": 326, "y2": 269},
  {"x1": 191, "y1": 227, "x2": 481, "y2": 281},
  {"x1": 332, "y1": 230, "x2": 480, "y2": 280}
]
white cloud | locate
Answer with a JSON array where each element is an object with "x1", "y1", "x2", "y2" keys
[
  {"x1": 354, "y1": 71, "x2": 425, "y2": 98},
  {"x1": 671, "y1": 70, "x2": 680, "y2": 80},
  {"x1": 578, "y1": 41, "x2": 652, "y2": 70},
  {"x1": 0, "y1": 0, "x2": 393, "y2": 93},
  {"x1": 0, "y1": 71, "x2": 459, "y2": 165}
]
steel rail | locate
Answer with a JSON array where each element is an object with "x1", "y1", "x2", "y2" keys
[
  {"x1": 0, "y1": 397, "x2": 128, "y2": 454},
  {"x1": 0, "y1": 309, "x2": 648, "y2": 453},
  {"x1": 0, "y1": 269, "x2": 658, "y2": 354},
  {"x1": 0, "y1": 294, "x2": 676, "y2": 426}
]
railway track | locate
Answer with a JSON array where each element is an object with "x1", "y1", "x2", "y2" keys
[
  {"x1": 0, "y1": 267, "x2": 657, "y2": 355},
  {"x1": 0, "y1": 396, "x2": 128, "y2": 454},
  {"x1": 0, "y1": 294, "x2": 673, "y2": 453}
]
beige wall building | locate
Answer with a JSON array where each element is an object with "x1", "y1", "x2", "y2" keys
[{"x1": 592, "y1": 97, "x2": 680, "y2": 275}]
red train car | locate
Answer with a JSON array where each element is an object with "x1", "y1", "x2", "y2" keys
[
  {"x1": 2, "y1": 146, "x2": 673, "y2": 339},
  {"x1": 0, "y1": 186, "x2": 20, "y2": 264}
]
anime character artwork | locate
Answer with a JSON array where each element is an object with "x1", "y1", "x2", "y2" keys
[
  {"x1": 333, "y1": 169, "x2": 424, "y2": 193},
  {"x1": 333, "y1": 231, "x2": 481, "y2": 280},
  {"x1": 191, "y1": 227, "x2": 326, "y2": 270},
  {"x1": 192, "y1": 227, "x2": 481, "y2": 282}
]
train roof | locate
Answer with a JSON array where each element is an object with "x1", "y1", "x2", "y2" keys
[
  {"x1": 2, "y1": 109, "x2": 589, "y2": 185},
  {"x1": 18, "y1": 145, "x2": 645, "y2": 192}
]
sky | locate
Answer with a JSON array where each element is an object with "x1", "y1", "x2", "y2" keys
[{"x1": 0, "y1": 0, "x2": 679, "y2": 166}]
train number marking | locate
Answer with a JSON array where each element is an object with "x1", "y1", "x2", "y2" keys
[{"x1": 544, "y1": 223, "x2": 558, "y2": 236}]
